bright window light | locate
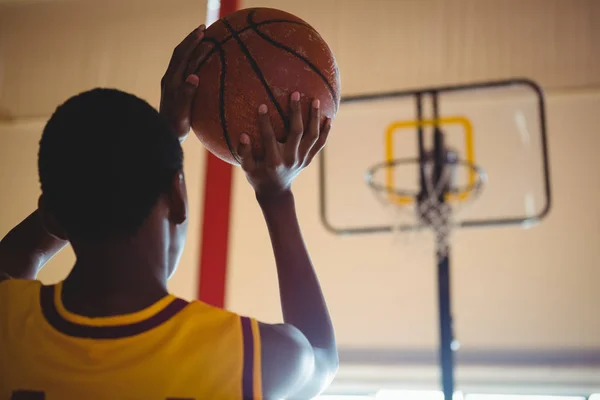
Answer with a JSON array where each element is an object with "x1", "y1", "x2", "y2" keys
[
  {"x1": 465, "y1": 395, "x2": 585, "y2": 400},
  {"x1": 205, "y1": 0, "x2": 220, "y2": 25},
  {"x1": 376, "y1": 390, "x2": 463, "y2": 400},
  {"x1": 314, "y1": 396, "x2": 374, "y2": 400}
]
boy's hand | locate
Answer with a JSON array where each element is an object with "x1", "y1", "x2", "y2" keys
[
  {"x1": 237, "y1": 92, "x2": 332, "y2": 200},
  {"x1": 160, "y1": 24, "x2": 206, "y2": 142}
]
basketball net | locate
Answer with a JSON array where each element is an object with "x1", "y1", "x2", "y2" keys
[{"x1": 372, "y1": 150, "x2": 467, "y2": 259}]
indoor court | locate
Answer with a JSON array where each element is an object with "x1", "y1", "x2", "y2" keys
[{"x1": 1, "y1": 0, "x2": 600, "y2": 398}]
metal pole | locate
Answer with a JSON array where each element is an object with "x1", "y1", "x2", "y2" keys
[
  {"x1": 416, "y1": 93, "x2": 426, "y2": 191},
  {"x1": 431, "y1": 92, "x2": 455, "y2": 400},
  {"x1": 437, "y1": 252, "x2": 454, "y2": 399}
]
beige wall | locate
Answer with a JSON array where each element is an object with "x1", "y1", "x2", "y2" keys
[
  {"x1": 1, "y1": 0, "x2": 600, "y2": 392},
  {"x1": 0, "y1": 0, "x2": 208, "y2": 119},
  {"x1": 241, "y1": 0, "x2": 600, "y2": 94}
]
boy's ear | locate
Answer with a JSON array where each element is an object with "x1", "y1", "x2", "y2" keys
[{"x1": 167, "y1": 172, "x2": 188, "y2": 225}]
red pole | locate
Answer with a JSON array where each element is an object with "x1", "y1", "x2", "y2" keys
[{"x1": 197, "y1": 0, "x2": 239, "y2": 308}]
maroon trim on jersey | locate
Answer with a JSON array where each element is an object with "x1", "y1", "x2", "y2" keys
[
  {"x1": 240, "y1": 316, "x2": 254, "y2": 399},
  {"x1": 39, "y1": 284, "x2": 189, "y2": 339}
]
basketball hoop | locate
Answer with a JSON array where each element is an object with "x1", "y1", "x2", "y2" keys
[
  {"x1": 318, "y1": 79, "x2": 551, "y2": 400},
  {"x1": 365, "y1": 155, "x2": 487, "y2": 257}
]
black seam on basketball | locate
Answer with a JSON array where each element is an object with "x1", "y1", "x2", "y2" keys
[
  {"x1": 255, "y1": 19, "x2": 314, "y2": 31},
  {"x1": 221, "y1": 18, "x2": 289, "y2": 132},
  {"x1": 194, "y1": 20, "x2": 313, "y2": 76},
  {"x1": 247, "y1": 10, "x2": 339, "y2": 111},
  {"x1": 202, "y1": 37, "x2": 240, "y2": 164}
]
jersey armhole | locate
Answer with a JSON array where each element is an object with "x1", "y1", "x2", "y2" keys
[{"x1": 240, "y1": 316, "x2": 262, "y2": 399}]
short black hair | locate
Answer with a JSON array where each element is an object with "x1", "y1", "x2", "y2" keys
[{"x1": 38, "y1": 88, "x2": 183, "y2": 240}]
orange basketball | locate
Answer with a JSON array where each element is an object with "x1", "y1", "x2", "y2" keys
[{"x1": 191, "y1": 8, "x2": 341, "y2": 165}]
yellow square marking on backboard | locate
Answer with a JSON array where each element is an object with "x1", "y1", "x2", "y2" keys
[{"x1": 385, "y1": 116, "x2": 475, "y2": 205}]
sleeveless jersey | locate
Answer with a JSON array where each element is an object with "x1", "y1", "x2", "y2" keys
[{"x1": 0, "y1": 279, "x2": 262, "y2": 400}]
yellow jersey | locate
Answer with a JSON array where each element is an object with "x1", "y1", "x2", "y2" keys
[{"x1": 0, "y1": 279, "x2": 262, "y2": 400}]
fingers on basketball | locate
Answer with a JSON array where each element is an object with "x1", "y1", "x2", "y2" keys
[
  {"x1": 305, "y1": 117, "x2": 331, "y2": 165},
  {"x1": 298, "y1": 99, "x2": 323, "y2": 164},
  {"x1": 239, "y1": 97, "x2": 330, "y2": 170},
  {"x1": 164, "y1": 24, "x2": 205, "y2": 87},
  {"x1": 237, "y1": 133, "x2": 255, "y2": 172},
  {"x1": 284, "y1": 92, "x2": 304, "y2": 166},
  {"x1": 258, "y1": 105, "x2": 283, "y2": 167},
  {"x1": 185, "y1": 35, "x2": 211, "y2": 78}
]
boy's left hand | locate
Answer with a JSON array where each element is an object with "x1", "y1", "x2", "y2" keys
[
  {"x1": 160, "y1": 24, "x2": 206, "y2": 142},
  {"x1": 237, "y1": 92, "x2": 332, "y2": 201}
]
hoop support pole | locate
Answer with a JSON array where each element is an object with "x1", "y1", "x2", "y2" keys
[
  {"x1": 432, "y1": 91, "x2": 455, "y2": 400},
  {"x1": 438, "y1": 250, "x2": 455, "y2": 399}
]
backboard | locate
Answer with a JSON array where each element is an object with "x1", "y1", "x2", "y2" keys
[{"x1": 319, "y1": 79, "x2": 551, "y2": 235}]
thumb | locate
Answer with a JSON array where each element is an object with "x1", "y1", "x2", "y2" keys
[
  {"x1": 237, "y1": 133, "x2": 255, "y2": 171},
  {"x1": 180, "y1": 74, "x2": 200, "y2": 104}
]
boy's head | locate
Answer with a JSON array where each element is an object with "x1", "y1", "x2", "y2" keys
[{"x1": 38, "y1": 88, "x2": 188, "y2": 275}]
